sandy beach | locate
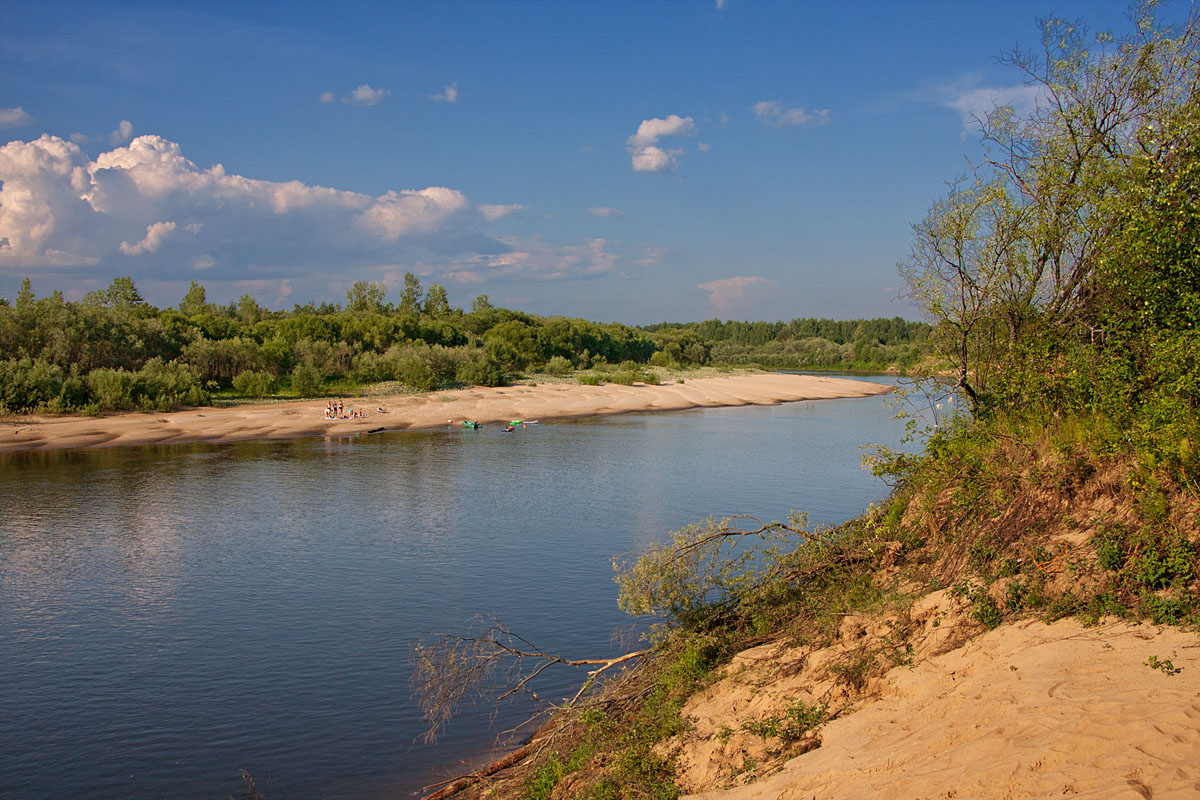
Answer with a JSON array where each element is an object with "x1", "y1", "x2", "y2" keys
[
  {"x1": 680, "y1": 615, "x2": 1200, "y2": 800},
  {"x1": 0, "y1": 372, "x2": 891, "y2": 454}
]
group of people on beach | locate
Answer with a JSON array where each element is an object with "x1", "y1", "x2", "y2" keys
[{"x1": 324, "y1": 400, "x2": 366, "y2": 420}]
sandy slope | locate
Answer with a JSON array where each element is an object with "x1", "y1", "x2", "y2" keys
[
  {"x1": 0, "y1": 373, "x2": 890, "y2": 453},
  {"x1": 683, "y1": 616, "x2": 1200, "y2": 800}
]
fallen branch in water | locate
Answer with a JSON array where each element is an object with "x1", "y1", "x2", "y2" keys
[{"x1": 412, "y1": 616, "x2": 648, "y2": 744}]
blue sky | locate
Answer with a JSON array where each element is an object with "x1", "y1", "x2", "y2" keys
[{"x1": 0, "y1": 1, "x2": 1149, "y2": 324}]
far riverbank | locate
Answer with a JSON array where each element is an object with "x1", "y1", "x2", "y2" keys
[{"x1": 0, "y1": 373, "x2": 891, "y2": 454}]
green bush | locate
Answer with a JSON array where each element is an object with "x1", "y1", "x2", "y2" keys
[
  {"x1": 543, "y1": 355, "x2": 573, "y2": 377},
  {"x1": 0, "y1": 357, "x2": 67, "y2": 412},
  {"x1": 85, "y1": 368, "x2": 134, "y2": 410},
  {"x1": 742, "y1": 700, "x2": 827, "y2": 743},
  {"x1": 232, "y1": 370, "x2": 275, "y2": 398},
  {"x1": 135, "y1": 358, "x2": 206, "y2": 410},
  {"x1": 648, "y1": 351, "x2": 675, "y2": 368},
  {"x1": 456, "y1": 351, "x2": 506, "y2": 387},
  {"x1": 349, "y1": 350, "x2": 391, "y2": 384},
  {"x1": 290, "y1": 363, "x2": 324, "y2": 396},
  {"x1": 393, "y1": 353, "x2": 437, "y2": 391}
]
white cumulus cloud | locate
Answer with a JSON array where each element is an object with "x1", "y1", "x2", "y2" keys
[
  {"x1": 627, "y1": 114, "x2": 696, "y2": 173},
  {"x1": 0, "y1": 107, "x2": 35, "y2": 128},
  {"x1": 628, "y1": 114, "x2": 696, "y2": 149},
  {"x1": 120, "y1": 220, "x2": 176, "y2": 255},
  {"x1": 751, "y1": 101, "x2": 830, "y2": 128},
  {"x1": 631, "y1": 145, "x2": 680, "y2": 173},
  {"x1": 346, "y1": 84, "x2": 389, "y2": 106},
  {"x1": 109, "y1": 119, "x2": 133, "y2": 146},
  {"x1": 358, "y1": 187, "x2": 471, "y2": 239},
  {"x1": 478, "y1": 203, "x2": 524, "y2": 221},
  {"x1": 0, "y1": 133, "x2": 507, "y2": 283},
  {"x1": 431, "y1": 83, "x2": 458, "y2": 103},
  {"x1": 321, "y1": 85, "x2": 390, "y2": 106}
]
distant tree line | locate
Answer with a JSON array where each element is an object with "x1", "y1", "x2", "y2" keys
[
  {"x1": 0, "y1": 273, "x2": 661, "y2": 413},
  {"x1": 645, "y1": 317, "x2": 931, "y2": 371},
  {"x1": 0, "y1": 272, "x2": 930, "y2": 414}
]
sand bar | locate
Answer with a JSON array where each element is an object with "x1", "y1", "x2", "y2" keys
[{"x1": 0, "y1": 373, "x2": 891, "y2": 454}]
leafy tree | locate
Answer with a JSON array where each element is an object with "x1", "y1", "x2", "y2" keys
[
  {"x1": 237, "y1": 293, "x2": 263, "y2": 326},
  {"x1": 422, "y1": 283, "x2": 451, "y2": 317},
  {"x1": 346, "y1": 280, "x2": 387, "y2": 313},
  {"x1": 179, "y1": 280, "x2": 207, "y2": 316},
  {"x1": 901, "y1": 2, "x2": 1200, "y2": 414},
  {"x1": 15, "y1": 278, "x2": 34, "y2": 311},
  {"x1": 484, "y1": 319, "x2": 541, "y2": 371},
  {"x1": 398, "y1": 272, "x2": 423, "y2": 314},
  {"x1": 900, "y1": 177, "x2": 1020, "y2": 409},
  {"x1": 84, "y1": 276, "x2": 147, "y2": 313}
]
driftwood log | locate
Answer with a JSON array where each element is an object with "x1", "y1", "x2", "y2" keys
[{"x1": 422, "y1": 739, "x2": 538, "y2": 800}]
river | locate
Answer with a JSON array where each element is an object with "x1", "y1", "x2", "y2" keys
[{"x1": 0, "y1": 377, "x2": 910, "y2": 799}]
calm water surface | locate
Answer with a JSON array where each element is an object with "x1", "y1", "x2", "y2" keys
[{"x1": 0, "y1": 379, "x2": 906, "y2": 799}]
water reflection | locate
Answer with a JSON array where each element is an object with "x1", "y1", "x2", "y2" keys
[{"x1": 0, "y1": 389, "x2": 907, "y2": 799}]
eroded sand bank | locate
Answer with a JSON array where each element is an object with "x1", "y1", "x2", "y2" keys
[
  {"x1": 682, "y1": 616, "x2": 1200, "y2": 800},
  {"x1": 0, "y1": 373, "x2": 891, "y2": 454}
]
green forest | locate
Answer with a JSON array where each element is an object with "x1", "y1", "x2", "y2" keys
[{"x1": 0, "y1": 271, "x2": 930, "y2": 414}]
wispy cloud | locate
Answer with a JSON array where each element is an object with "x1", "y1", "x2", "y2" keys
[
  {"x1": 751, "y1": 101, "x2": 829, "y2": 128},
  {"x1": 589, "y1": 206, "x2": 625, "y2": 218},
  {"x1": 698, "y1": 275, "x2": 777, "y2": 316},
  {"x1": 444, "y1": 236, "x2": 620, "y2": 282},
  {"x1": 909, "y1": 73, "x2": 1047, "y2": 132},
  {"x1": 634, "y1": 244, "x2": 667, "y2": 267},
  {"x1": 627, "y1": 114, "x2": 696, "y2": 173},
  {"x1": 431, "y1": 82, "x2": 458, "y2": 103},
  {"x1": 944, "y1": 83, "x2": 1044, "y2": 131},
  {"x1": 0, "y1": 107, "x2": 35, "y2": 128},
  {"x1": 478, "y1": 203, "x2": 524, "y2": 221}
]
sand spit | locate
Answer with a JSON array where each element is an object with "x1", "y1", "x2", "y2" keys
[
  {"x1": 682, "y1": 615, "x2": 1200, "y2": 800},
  {"x1": 0, "y1": 373, "x2": 891, "y2": 454}
]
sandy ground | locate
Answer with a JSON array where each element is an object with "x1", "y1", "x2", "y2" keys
[
  {"x1": 0, "y1": 373, "x2": 890, "y2": 454},
  {"x1": 682, "y1": 615, "x2": 1200, "y2": 800}
]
